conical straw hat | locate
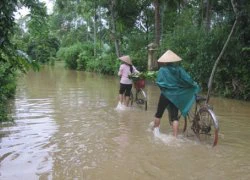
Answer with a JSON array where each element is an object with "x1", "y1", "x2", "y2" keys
[
  {"x1": 119, "y1": 55, "x2": 132, "y2": 65},
  {"x1": 157, "y1": 50, "x2": 182, "y2": 63}
]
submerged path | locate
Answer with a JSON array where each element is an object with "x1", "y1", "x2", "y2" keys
[{"x1": 1, "y1": 64, "x2": 250, "y2": 180}]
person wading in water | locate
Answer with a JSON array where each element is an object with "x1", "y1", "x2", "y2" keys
[
  {"x1": 117, "y1": 55, "x2": 139, "y2": 109},
  {"x1": 152, "y1": 50, "x2": 200, "y2": 137}
]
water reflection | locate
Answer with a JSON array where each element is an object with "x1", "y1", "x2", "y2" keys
[
  {"x1": 0, "y1": 64, "x2": 250, "y2": 180},
  {"x1": 0, "y1": 97, "x2": 57, "y2": 180}
]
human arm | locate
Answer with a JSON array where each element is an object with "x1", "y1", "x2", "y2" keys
[
  {"x1": 118, "y1": 65, "x2": 123, "y2": 76},
  {"x1": 179, "y1": 67, "x2": 197, "y2": 86},
  {"x1": 155, "y1": 68, "x2": 166, "y2": 89},
  {"x1": 179, "y1": 67, "x2": 200, "y2": 93},
  {"x1": 132, "y1": 66, "x2": 139, "y2": 74}
]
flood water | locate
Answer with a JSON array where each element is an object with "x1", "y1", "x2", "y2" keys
[{"x1": 1, "y1": 63, "x2": 250, "y2": 180}]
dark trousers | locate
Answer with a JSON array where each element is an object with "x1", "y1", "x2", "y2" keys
[{"x1": 155, "y1": 93, "x2": 179, "y2": 122}]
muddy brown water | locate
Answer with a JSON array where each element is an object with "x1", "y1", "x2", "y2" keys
[{"x1": 1, "y1": 63, "x2": 250, "y2": 180}]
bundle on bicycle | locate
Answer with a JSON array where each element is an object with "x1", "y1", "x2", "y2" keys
[{"x1": 128, "y1": 72, "x2": 148, "y2": 111}]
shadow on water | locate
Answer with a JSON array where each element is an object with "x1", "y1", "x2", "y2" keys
[{"x1": 1, "y1": 63, "x2": 250, "y2": 180}]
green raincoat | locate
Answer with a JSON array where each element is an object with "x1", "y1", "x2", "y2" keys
[{"x1": 156, "y1": 64, "x2": 200, "y2": 117}]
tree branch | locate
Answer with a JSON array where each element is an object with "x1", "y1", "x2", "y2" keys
[{"x1": 206, "y1": 0, "x2": 238, "y2": 103}]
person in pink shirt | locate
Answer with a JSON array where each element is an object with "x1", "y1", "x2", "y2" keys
[{"x1": 117, "y1": 55, "x2": 139, "y2": 107}]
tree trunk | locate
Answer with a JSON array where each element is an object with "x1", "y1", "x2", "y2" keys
[
  {"x1": 200, "y1": 0, "x2": 204, "y2": 27},
  {"x1": 205, "y1": 0, "x2": 211, "y2": 31},
  {"x1": 110, "y1": 0, "x2": 121, "y2": 57},
  {"x1": 160, "y1": 2, "x2": 166, "y2": 41},
  {"x1": 93, "y1": 0, "x2": 97, "y2": 57},
  {"x1": 154, "y1": 0, "x2": 161, "y2": 46}
]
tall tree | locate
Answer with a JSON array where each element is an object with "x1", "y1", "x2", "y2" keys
[
  {"x1": 109, "y1": 0, "x2": 121, "y2": 57},
  {"x1": 205, "y1": 0, "x2": 211, "y2": 31},
  {"x1": 0, "y1": 0, "x2": 42, "y2": 121},
  {"x1": 154, "y1": 0, "x2": 161, "y2": 46}
]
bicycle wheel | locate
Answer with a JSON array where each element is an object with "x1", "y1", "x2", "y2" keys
[
  {"x1": 135, "y1": 89, "x2": 147, "y2": 111},
  {"x1": 192, "y1": 106, "x2": 219, "y2": 146}
]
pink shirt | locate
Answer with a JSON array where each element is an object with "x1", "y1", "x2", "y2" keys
[{"x1": 118, "y1": 64, "x2": 139, "y2": 84}]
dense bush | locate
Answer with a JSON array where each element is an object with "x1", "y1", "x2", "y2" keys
[
  {"x1": 0, "y1": 62, "x2": 17, "y2": 122},
  {"x1": 26, "y1": 36, "x2": 60, "y2": 63},
  {"x1": 86, "y1": 53, "x2": 119, "y2": 75},
  {"x1": 77, "y1": 51, "x2": 90, "y2": 70},
  {"x1": 129, "y1": 49, "x2": 148, "y2": 72},
  {"x1": 214, "y1": 43, "x2": 250, "y2": 100},
  {"x1": 56, "y1": 43, "x2": 89, "y2": 69},
  {"x1": 57, "y1": 42, "x2": 120, "y2": 75},
  {"x1": 120, "y1": 30, "x2": 151, "y2": 72},
  {"x1": 160, "y1": 19, "x2": 249, "y2": 100}
]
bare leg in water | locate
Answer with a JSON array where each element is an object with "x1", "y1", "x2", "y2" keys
[
  {"x1": 124, "y1": 96, "x2": 130, "y2": 107},
  {"x1": 118, "y1": 94, "x2": 124, "y2": 105},
  {"x1": 153, "y1": 118, "x2": 179, "y2": 137},
  {"x1": 172, "y1": 120, "x2": 179, "y2": 137}
]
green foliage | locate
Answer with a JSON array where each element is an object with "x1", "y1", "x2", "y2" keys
[
  {"x1": 115, "y1": 0, "x2": 143, "y2": 29},
  {"x1": 27, "y1": 2, "x2": 49, "y2": 38},
  {"x1": 0, "y1": 61, "x2": 16, "y2": 122},
  {"x1": 129, "y1": 71, "x2": 158, "y2": 81},
  {"x1": 120, "y1": 30, "x2": 149, "y2": 71},
  {"x1": 213, "y1": 37, "x2": 250, "y2": 100},
  {"x1": 0, "y1": 0, "x2": 247, "y2": 122},
  {"x1": 0, "y1": 62, "x2": 16, "y2": 98},
  {"x1": 22, "y1": 2, "x2": 60, "y2": 64},
  {"x1": 160, "y1": 5, "x2": 250, "y2": 100},
  {"x1": 56, "y1": 41, "x2": 120, "y2": 74},
  {"x1": 60, "y1": 27, "x2": 89, "y2": 47},
  {"x1": 0, "y1": 0, "x2": 43, "y2": 121},
  {"x1": 86, "y1": 53, "x2": 119, "y2": 75},
  {"x1": 50, "y1": 0, "x2": 249, "y2": 100},
  {"x1": 130, "y1": 50, "x2": 148, "y2": 72},
  {"x1": 0, "y1": 0, "x2": 16, "y2": 47},
  {"x1": 56, "y1": 43, "x2": 92, "y2": 69},
  {"x1": 0, "y1": 49, "x2": 39, "y2": 123},
  {"x1": 27, "y1": 36, "x2": 60, "y2": 63},
  {"x1": 77, "y1": 52, "x2": 90, "y2": 70}
]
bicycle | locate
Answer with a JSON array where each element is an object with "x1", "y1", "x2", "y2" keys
[
  {"x1": 182, "y1": 95, "x2": 219, "y2": 147},
  {"x1": 130, "y1": 79, "x2": 148, "y2": 111}
]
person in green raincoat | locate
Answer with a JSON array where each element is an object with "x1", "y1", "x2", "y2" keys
[{"x1": 153, "y1": 50, "x2": 200, "y2": 137}]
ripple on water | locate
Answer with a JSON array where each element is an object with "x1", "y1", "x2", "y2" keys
[
  {"x1": 2, "y1": 67, "x2": 250, "y2": 180},
  {"x1": 0, "y1": 98, "x2": 58, "y2": 180}
]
